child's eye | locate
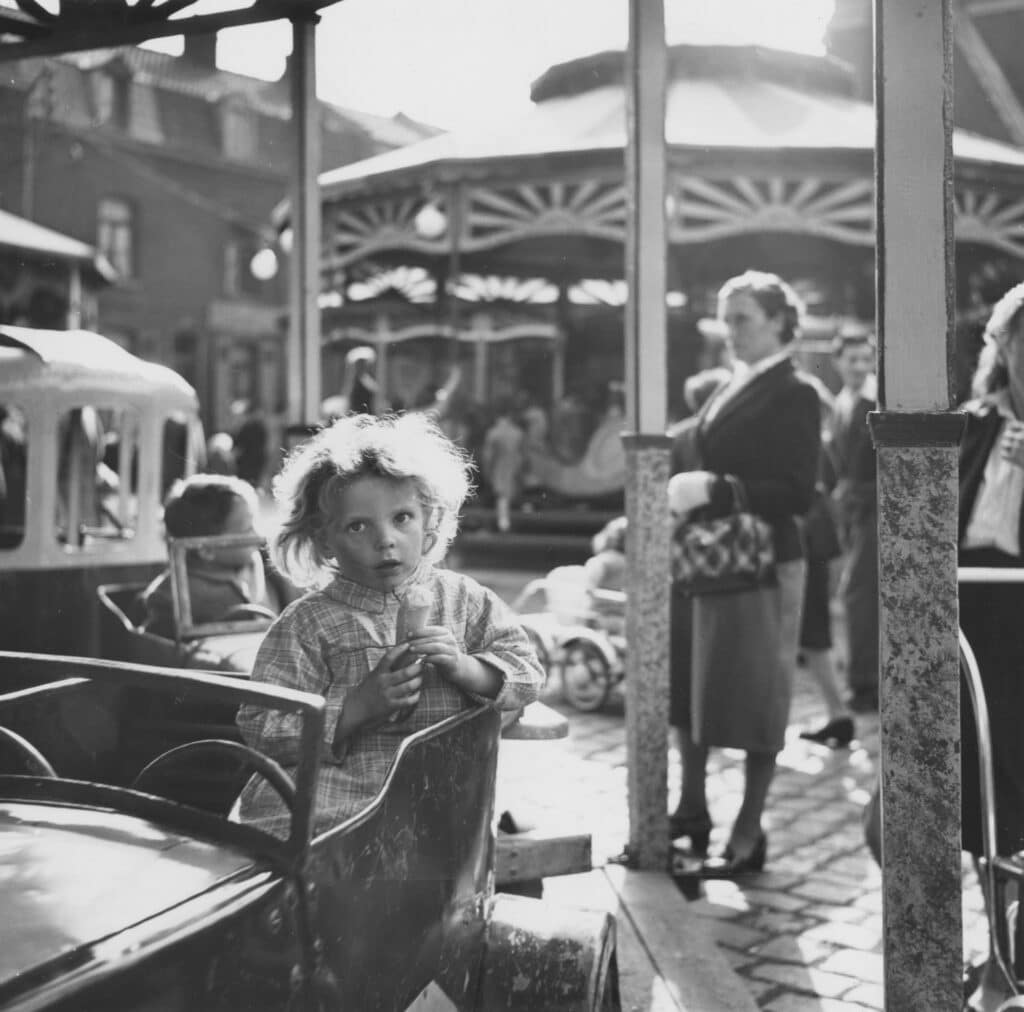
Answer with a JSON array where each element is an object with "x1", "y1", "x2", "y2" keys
[
  {"x1": 394, "y1": 511, "x2": 413, "y2": 525},
  {"x1": 346, "y1": 520, "x2": 366, "y2": 534}
]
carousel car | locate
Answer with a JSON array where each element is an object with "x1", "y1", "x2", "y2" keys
[{"x1": 0, "y1": 651, "x2": 620, "y2": 1012}]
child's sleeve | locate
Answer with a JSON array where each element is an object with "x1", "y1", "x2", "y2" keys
[
  {"x1": 236, "y1": 608, "x2": 340, "y2": 765},
  {"x1": 463, "y1": 586, "x2": 544, "y2": 711}
]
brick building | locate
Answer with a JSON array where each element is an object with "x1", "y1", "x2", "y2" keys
[{"x1": 0, "y1": 33, "x2": 437, "y2": 436}]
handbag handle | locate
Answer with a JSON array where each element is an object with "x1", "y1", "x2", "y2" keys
[{"x1": 724, "y1": 474, "x2": 749, "y2": 513}]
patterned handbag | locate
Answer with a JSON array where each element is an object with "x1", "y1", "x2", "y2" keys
[{"x1": 672, "y1": 476, "x2": 776, "y2": 595}]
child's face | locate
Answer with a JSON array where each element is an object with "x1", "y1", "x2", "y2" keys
[{"x1": 320, "y1": 475, "x2": 428, "y2": 591}]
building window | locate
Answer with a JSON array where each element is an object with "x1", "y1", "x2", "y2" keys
[
  {"x1": 94, "y1": 67, "x2": 131, "y2": 128},
  {"x1": 223, "y1": 239, "x2": 241, "y2": 297},
  {"x1": 222, "y1": 99, "x2": 256, "y2": 161},
  {"x1": 97, "y1": 197, "x2": 135, "y2": 279}
]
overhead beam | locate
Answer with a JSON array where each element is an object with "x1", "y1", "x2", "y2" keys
[
  {"x1": 954, "y1": 1, "x2": 1024, "y2": 145},
  {"x1": 0, "y1": 1, "x2": 337, "y2": 62}
]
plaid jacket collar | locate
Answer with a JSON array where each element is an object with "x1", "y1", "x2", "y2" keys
[{"x1": 321, "y1": 559, "x2": 433, "y2": 613}]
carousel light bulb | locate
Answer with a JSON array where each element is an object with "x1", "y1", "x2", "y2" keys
[
  {"x1": 279, "y1": 227, "x2": 294, "y2": 255},
  {"x1": 414, "y1": 203, "x2": 448, "y2": 239},
  {"x1": 250, "y1": 247, "x2": 279, "y2": 282}
]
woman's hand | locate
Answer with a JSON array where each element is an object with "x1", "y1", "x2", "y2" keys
[
  {"x1": 668, "y1": 470, "x2": 714, "y2": 519},
  {"x1": 1000, "y1": 420, "x2": 1024, "y2": 469}
]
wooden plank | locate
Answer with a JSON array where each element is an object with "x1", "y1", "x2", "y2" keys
[
  {"x1": 544, "y1": 867, "x2": 757, "y2": 1012},
  {"x1": 603, "y1": 866, "x2": 758, "y2": 1012},
  {"x1": 495, "y1": 831, "x2": 591, "y2": 884},
  {"x1": 500, "y1": 701, "x2": 569, "y2": 741},
  {"x1": 543, "y1": 869, "x2": 680, "y2": 1012}
]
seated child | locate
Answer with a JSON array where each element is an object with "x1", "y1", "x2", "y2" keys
[
  {"x1": 142, "y1": 473, "x2": 267, "y2": 638},
  {"x1": 235, "y1": 412, "x2": 544, "y2": 838}
]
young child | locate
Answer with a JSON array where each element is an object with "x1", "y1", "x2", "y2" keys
[
  {"x1": 235, "y1": 412, "x2": 544, "y2": 838},
  {"x1": 142, "y1": 473, "x2": 266, "y2": 638}
]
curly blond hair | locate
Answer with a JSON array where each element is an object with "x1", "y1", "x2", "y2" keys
[{"x1": 270, "y1": 412, "x2": 474, "y2": 589}]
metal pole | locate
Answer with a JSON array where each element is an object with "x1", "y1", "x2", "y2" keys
[
  {"x1": 623, "y1": 0, "x2": 670, "y2": 871},
  {"x1": 288, "y1": 15, "x2": 322, "y2": 426},
  {"x1": 871, "y1": 1, "x2": 964, "y2": 1008}
]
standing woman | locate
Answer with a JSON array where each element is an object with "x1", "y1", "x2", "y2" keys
[
  {"x1": 667, "y1": 270, "x2": 820, "y2": 877},
  {"x1": 958, "y1": 281, "x2": 1024, "y2": 864}
]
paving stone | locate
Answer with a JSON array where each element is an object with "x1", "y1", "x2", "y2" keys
[
  {"x1": 817, "y1": 948, "x2": 884, "y2": 985},
  {"x1": 789, "y1": 878, "x2": 865, "y2": 905},
  {"x1": 762, "y1": 996, "x2": 876, "y2": 1012},
  {"x1": 802, "y1": 903, "x2": 878, "y2": 926},
  {"x1": 747, "y1": 933, "x2": 839, "y2": 965},
  {"x1": 844, "y1": 981, "x2": 885, "y2": 1009},
  {"x1": 736, "y1": 887, "x2": 812, "y2": 913},
  {"x1": 704, "y1": 918, "x2": 769, "y2": 952},
  {"x1": 747, "y1": 959, "x2": 859, "y2": 998},
  {"x1": 801, "y1": 919, "x2": 882, "y2": 952}
]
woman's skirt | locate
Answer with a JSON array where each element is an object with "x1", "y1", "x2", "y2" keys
[{"x1": 673, "y1": 559, "x2": 805, "y2": 753}]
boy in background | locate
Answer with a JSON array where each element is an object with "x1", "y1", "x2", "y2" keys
[{"x1": 142, "y1": 473, "x2": 268, "y2": 638}]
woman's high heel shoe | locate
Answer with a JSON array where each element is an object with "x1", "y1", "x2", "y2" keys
[
  {"x1": 684, "y1": 832, "x2": 767, "y2": 879},
  {"x1": 667, "y1": 809, "x2": 712, "y2": 854},
  {"x1": 799, "y1": 716, "x2": 855, "y2": 748}
]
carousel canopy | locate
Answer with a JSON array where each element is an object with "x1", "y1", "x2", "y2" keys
[
  {"x1": 317, "y1": 43, "x2": 1024, "y2": 197},
  {"x1": 306, "y1": 43, "x2": 1024, "y2": 289}
]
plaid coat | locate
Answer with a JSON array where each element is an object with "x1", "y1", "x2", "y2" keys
[{"x1": 236, "y1": 561, "x2": 543, "y2": 838}]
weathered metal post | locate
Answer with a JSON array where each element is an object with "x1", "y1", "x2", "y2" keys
[
  {"x1": 623, "y1": 0, "x2": 670, "y2": 870},
  {"x1": 288, "y1": 14, "x2": 322, "y2": 426},
  {"x1": 871, "y1": 2, "x2": 964, "y2": 1008}
]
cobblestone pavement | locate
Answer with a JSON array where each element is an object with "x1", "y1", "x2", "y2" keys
[{"x1": 479, "y1": 567, "x2": 989, "y2": 1012}]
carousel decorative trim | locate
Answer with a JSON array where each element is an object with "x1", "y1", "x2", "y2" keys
[
  {"x1": 955, "y1": 186, "x2": 1024, "y2": 258},
  {"x1": 461, "y1": 179, "x2": 627, "y2": 248},
  {"x1": 321, "y1": 172, "x2": 1024, "y2": 268},
  {"x1": 668, "y1": 174, "x2": 876, "y2": 246},
  {"x1": 324, "y1": 194, "x2": 453, "y2": 270}
]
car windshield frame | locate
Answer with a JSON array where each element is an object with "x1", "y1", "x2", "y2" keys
[{"x1": 0, "y1": 652, "x2": 324, "y2": 867}]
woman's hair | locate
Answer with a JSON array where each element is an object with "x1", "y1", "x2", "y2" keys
[
  {"x1": 163, "y1": 473, "x2": 257, "y2": 539},
  {"x1": 717, "y1": 270, "x2": 805, "y2": 345},
  {"x1": 971, "y1": 282, "x2": 1024, "y2": 398},
  {"x1": 271, "y1": 412, "x2": 474, "y2": 588}
]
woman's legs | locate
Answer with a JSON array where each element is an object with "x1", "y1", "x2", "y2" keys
[
  {"x1": 730, "y1": 750, "x2": 777, "y2": 856},
  {"x1": 674, "y1": 723, "x2": 710, "y2": 817}
]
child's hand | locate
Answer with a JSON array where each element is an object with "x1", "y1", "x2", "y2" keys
[
  {"x1": 404, "y1": 625, "x2": 461, "y2": 678},
  {"x1": 405, "y1": 626, "x2": 504, "y2": 700},
  {"x1": 358, "y1": 644, "x2": 425, "y2": 722}
]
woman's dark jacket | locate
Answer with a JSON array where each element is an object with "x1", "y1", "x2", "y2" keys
[
  {"x1": 669, "y1": 356, "x2": 821, "y2": 563},
  {"x1": 958, "y1": 397, "x2": 1024, "y2": 549}
]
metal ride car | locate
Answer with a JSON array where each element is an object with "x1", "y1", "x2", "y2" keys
[
  {"x1": 0, "y1": 325, "x2": 205, "y2": 658},
  {"x1": 512, "y1": 567, "x2": 626, "y2": 713},
  {"x1": 0, "y1": 650, "x2": 620, "y2": 1012}
]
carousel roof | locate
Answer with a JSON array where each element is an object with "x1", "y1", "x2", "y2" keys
[{"x1": 318, "y1": 43, "x2": 1024, "y2": 198}]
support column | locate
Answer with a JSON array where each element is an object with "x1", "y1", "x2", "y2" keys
[
  {"x1": 623, "y1": 0, "x2": 669, "y2": 870},
  {"x1": 287, "y1": 14, "x2": 321, "y2": 426},
  {"x1": 873, "y1": 2, "x2": 963, "y2": 1008}
]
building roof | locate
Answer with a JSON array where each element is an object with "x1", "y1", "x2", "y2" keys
[
  {"x1": 0, "y1": 209, "x2": 116, "y2": 284},
  {"x1": 318, "y1": 42, "x2": 1024, "y2": 198}
]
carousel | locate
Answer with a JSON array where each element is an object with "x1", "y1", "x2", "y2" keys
[{"x1": 303, "y1": 41, "x2": 1024, "y2": 500}]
